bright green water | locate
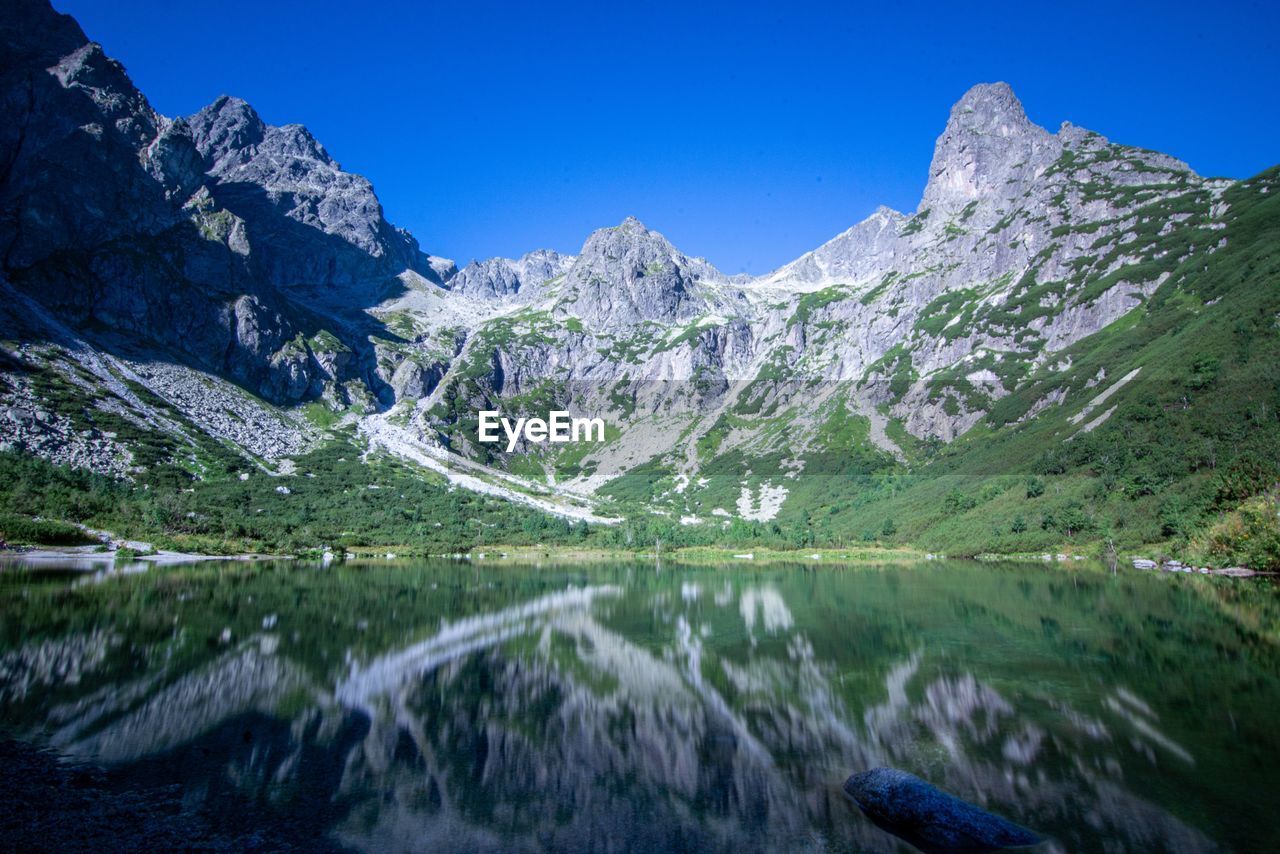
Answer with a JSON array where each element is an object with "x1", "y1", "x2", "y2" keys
[{"x1": 0, "y1": 558, "x2": 1277, "y2": 852}]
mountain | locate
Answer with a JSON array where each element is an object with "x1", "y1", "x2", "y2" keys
[
  {"x1": 2, "y1": 0, "x2": 1277, "y2": 562},
  {"x1": 187, "y1": 94, "x2": 455, "y2": 296},
  {"x1": 0, "y1": 0, "x2": 452, "y2": 410},
  {"x1": 450, "y1": 249, "x2": 575, "y2": 299}
]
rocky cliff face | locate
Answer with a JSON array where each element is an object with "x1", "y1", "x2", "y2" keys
[
  {"x1": 0, "y1": 0, "x2": 451, "y2": 410},
  {"x1": 449, "y1": 248, "x2": 574, "y2": 299},
  {"x1": 187, "y1": 95, "x2": 454, "y2": 298}
]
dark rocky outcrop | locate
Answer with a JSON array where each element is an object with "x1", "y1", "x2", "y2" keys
[
  {"x1": 844, "y1": 767, "x2": 1041, "y2": 853},
  {"x1": 187, "y1": 94, "x2": 453, "y2": 298},
  {"x1": 0, "y1": 0, "x2": 448, "y2": 406}
]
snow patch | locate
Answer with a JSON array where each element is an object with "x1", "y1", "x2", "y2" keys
[{"x1": 736, "y1": 482, "x2": 788, "y2": 522}]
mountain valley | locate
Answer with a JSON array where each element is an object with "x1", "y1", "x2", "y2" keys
[{"x1": 2, "y1": 0, "x2": 1278, "y2": 564}]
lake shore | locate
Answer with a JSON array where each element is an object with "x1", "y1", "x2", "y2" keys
[
  {"x1": 1, "y1": 536, "x2": 1271, "y2": 577},
  {"x1": 0, "y1": 543, "x2": 290, "y2": 569},
  {"x1": 335, "y1": 544, "x2": 933, "y2": 566}
]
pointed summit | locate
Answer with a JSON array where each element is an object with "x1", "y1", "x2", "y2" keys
[
  {"x1": 920, "y1": 82, "x2": 1053, "y2": 212},
  {"x1": 576, "y1": 217, "x2": 676, "y2": 274},
  {"x1": 188, "y1": 95, "x2": 266, "y2": 168},
  {"x1": 560, "y1": 218, "x2": 721, "y2": 326},
  {"x1": 184, "y1": 93, "x2": 441, "y2": 288},
  {"x1": 944, "y1": 82, "x2": 1035, "y2": 138}
]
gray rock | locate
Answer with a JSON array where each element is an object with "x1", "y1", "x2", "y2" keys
[
  {"x1": 187, "y1": 95, "x2": 452, "y2": 295},
  {"x1": 449, "y1": 249, "x2": 575, "y2": 299},
  {"x1": 554, "y1": 217, "x2": 725, "y2": 327},
  {"x1": 1, "y1": 0, "x2": 454, "y2": 410},
  {"x1": 389, "y1": 358, "x2": 444, "y2": 400}
]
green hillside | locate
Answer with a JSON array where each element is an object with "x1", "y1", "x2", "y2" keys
[{"x1": 737, "y1": 166, "x2": 1280, "y2": 561}]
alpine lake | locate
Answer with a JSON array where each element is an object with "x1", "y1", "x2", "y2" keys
[{"x1": 0, "y1": 555, "x2": 1277, "y2": 853}]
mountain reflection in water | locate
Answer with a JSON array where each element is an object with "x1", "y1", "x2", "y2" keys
[{"x1": 1, "y1": 559, "x2": 1277, "y2": 852}]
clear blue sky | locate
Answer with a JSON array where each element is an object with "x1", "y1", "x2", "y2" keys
[{"x1": 54, "y1": 0, "x2": 1279, "y2": 274}]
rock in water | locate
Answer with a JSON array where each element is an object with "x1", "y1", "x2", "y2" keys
[{"x1": 843, "y1": 768, "x2": 1041, "y2": 853}]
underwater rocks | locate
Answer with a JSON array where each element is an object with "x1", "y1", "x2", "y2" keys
[{"x1": 843, "y1": 767, "x2": 1041, "y2": 853}]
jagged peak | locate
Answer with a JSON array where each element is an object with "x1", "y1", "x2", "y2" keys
[
  {"x1": 921, "y1": 82, "x2": 1051, "y2": 211},
  {"x1": 569, "y1": 216, "x2": 727, "y2": 292},
  {"x1": 609, "y1": 215, "x2": 653, "y2": 238},
  {"x1": 944, "y1": 82, "x2": 1035, "y2": 137},
  {"x1": 1, "y1": 0, "x2": 90, "y2": 74},
  {"x1": 577, "y1": 217, "x2": 681, "y2": 266},
  {"x1": 188, "y1": 95, "x2": 266, "y2": 162},
  {"x1": 272, "y1": 123, "x2": 332, "y2": 164},
  {"x1": 203, "y1": 94, "x2": 262, "y2": 124},
  {"x1": 448, "y1": 248, "x2": 574, "y2": 298},
  {"x1": 190, "y1": 99, "x2": 335, "y2": 168},
  {"x1": 871, "y1": 204, "x2": 904, "y2": 221},
  {"x1": 521, "y1": 247, "x2": 570, "y2": 262}
]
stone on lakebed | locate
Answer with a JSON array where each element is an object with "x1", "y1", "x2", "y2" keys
[{"x1": 843, "y1": 768, "x2": 1041, "y2": 853}]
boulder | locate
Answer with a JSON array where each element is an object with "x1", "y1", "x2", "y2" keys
[{"x1": 843, "y1": 768, "x2": 1041, "y2": 853}]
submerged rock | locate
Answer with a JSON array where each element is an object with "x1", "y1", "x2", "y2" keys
[{"x1": 843, "y1": 768, "x2": 1041, "y2": 853}]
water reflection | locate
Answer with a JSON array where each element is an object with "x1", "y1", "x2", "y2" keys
[{"x1": 1, "y1": 560, "x2": 1276, "y2": 852}]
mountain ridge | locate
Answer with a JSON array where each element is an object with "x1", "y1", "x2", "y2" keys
[{"x1": 1, "y1": 0, "x2": 1277, "y2": 564}]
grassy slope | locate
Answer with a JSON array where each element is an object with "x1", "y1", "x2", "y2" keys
[
  {"x1": 779, "y1": 167, "x2": 1280, "y2": 559},
  {"x1": 0, "y1": 353, "x2": 589, "y2": 555}
]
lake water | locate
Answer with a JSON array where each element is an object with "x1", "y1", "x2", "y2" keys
[{"x1": 0, "y1": 557, "x2": 1277, "y2": 852}]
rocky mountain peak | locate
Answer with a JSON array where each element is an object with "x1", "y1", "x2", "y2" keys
[
  {"x1": 46, "y1": 41, "x2": 160, "y2": 150},
  {"x1": 944, "y1": 82, "x2": 1035, "y2": 138},
  {"x1": 870, "y1": 204, "x2": 904, "y2": 222},
  {"x1": 558, "y1": 218, "x2": 718, "y2": 326},
  {"x1": 188, "y1": 96, "x2": 267, "y2": 169},
  {"x1": 449, "y1": 249, "x2": 575, "y2": 299},
  {"x1": 575, "y1": 217, "x2": 725, "y2": 284},
  {"x1": 271, "y1": 123, "x2": 331, "y2": 163},
  {"x1": 920, "y1": 82, "x2": 1054, "y2": 213},
  {"x1": 616, "y1": 215, "x2": 648, "y2": 233},
  {"x1": 578, "y1": 216, "x2": 662, "y2": 258},
  {"x1": 182, "y1": 93, "x2": 446, "y2": 288}
]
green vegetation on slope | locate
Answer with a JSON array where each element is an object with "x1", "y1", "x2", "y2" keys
[
  {"x1": 771, "y1": 167, "x2": 1280, "y2": 561},
  {"x1": 3, "y1": 168, "x2": 1278, "y2": 565}
]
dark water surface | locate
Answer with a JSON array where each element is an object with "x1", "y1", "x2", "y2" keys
[{"x1": 1, "y1": 558, "x2": 1277, "y2": 852}]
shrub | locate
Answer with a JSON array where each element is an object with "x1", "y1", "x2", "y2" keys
[
  {"x1": 0, "y1": 513, "x2": 96, "y2": 546},
  {"x1": 1200, "y1": 493, "x2": 1280, "y2": 570},
  {"x1": 1026, "y1": 476, "x2": 1045, "y2": 498},
  {"x1": 1159, "y1": 496, "x2": 1191, "y2": 538},
  {"x1": 1041, "y1": 501, "x2": 1094, "y2": 538},
  {"x1": 1214, "y1": 452, "x2": 1280, "y2": 508}
]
